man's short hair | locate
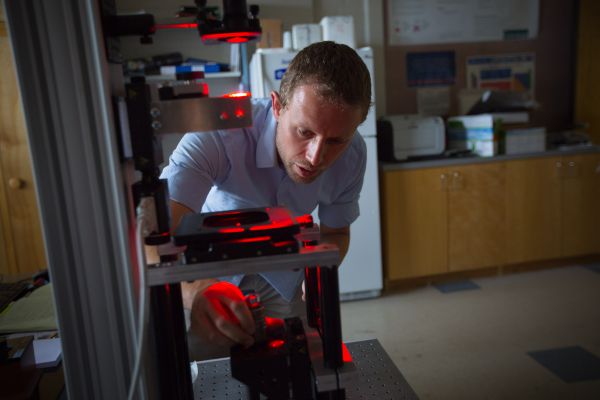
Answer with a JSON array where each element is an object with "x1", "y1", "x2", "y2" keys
[{"x1": 278, "y1": 41, "x2": 372, "y2": 122}]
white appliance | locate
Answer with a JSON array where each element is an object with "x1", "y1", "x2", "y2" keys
[
  {"x1": 377, "y1": 115, "x2": 445, "y2": 161},
  {"x1": 249, "y1": 46, "x2": 383, "y2": 300},
  {"x1": 249, "y1": 48, "x2": 298, "y2": 98}
]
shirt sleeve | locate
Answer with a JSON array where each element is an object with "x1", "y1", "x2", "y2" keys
[
  {"x1": 159, "y1": 132, "x2": 230, "y2": 212},
  {"x1": 318, "y1": 134, "x2": 367, "y2": 228}
]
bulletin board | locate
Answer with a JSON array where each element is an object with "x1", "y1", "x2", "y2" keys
[
  {"x1": 387, "y1": 0, "x2": 539, "y2": 46},
  {"x1": 383, "y1": 0, "x2": 578, "y2": 133}
]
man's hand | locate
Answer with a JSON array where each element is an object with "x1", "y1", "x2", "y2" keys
[
  {"x1": 172, "y1": 201, "x2": 255, "y2": 348},
  {"x1": 188, "y1": 281, "x2": 256, "y2": 348}
]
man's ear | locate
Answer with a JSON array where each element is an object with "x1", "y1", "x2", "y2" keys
[{"x1": 271, "y1": 91, "x2": 282, "y2": 120}]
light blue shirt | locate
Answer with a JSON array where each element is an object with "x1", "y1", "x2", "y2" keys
[{"x1": 160, "y1": 98, "x2": 367, "y2": 301}]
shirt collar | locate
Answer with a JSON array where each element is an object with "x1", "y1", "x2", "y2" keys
[{"x1": 256, "y1": 102, "x2": 279, "y2": 169}]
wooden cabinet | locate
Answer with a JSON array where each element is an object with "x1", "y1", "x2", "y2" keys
[
  {"x1": 0, "y1": 20, "x2": 47, "y2": 276},
  {"x1": 447, "y1": 162, "x2": 506, "y2": 271},
  {"x1": 381, "y1": 167, "x2": 448, "y2": 280},
  {"x1": 561, "y1": 154, "x2": 600, "y2": 256},
  {"x1": 506, "y1": 157, "x2": 563, "y2": 264},
  {"x1": 381, "y1": 161, "x2": 505, "y2": 280},
  {"x1": 382, "y1": 153, "x2": 600, "y2": 282},
  {"x1": 506, "y1": 153, "x2": 600, "y2": 263}
]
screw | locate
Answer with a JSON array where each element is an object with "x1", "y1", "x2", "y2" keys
[
  {"x1": 151, "y1": 121, "x2": 162, "y2": 130},
  {"x1": 150, "y1": 107, "x2": 160, "y2": 118}
]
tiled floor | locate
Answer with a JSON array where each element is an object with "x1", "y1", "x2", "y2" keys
[{"x1": 340, "y1": 264, "x2": 600, "y2": 399}]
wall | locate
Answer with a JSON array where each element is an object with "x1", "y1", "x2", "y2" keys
[
  {"x1": 575, "y1": 0, "x2": 600, "y2": 144},
  {"x1": 383, "y1": 0, "x2": 577, "y2": 133}
]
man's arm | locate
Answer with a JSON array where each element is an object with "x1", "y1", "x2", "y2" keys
[{"x1": 319, "y1": 223, "x2": 350, "y2": 263}]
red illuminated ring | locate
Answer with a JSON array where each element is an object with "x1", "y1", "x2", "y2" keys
[{"x1": 201, "y1": 31, "x2": 261, "y2": 43}]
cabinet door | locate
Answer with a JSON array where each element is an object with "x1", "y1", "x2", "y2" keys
[
  {"x1": 448, "y1": 162, "x2": 506, "y2": 271},
  {"x1": 506, "y1": 157, "x2": 562, "y2": 263},
  {"x1": 381, "y1": 168, "x2": 448, "y2": 280},
  {"x1": 0, "y1": 22, "x2": 47, "y2": 275},
  {"x1": 561, "y1": 154, "x2": 600, "y2": 256}
]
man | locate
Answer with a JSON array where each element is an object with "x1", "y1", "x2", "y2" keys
[{"x1": 160, "y1": 41, "x2": 372, "y2": 359}]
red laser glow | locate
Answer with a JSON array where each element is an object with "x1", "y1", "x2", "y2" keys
[
  {"x1": 223, "y1": 91, "x2": 251, "y2": 98},
  {"x1": 269, "y1": 339, "x2": 285, "y2": 349},
  {"x1": 201, "y1": 31, "x2": 260, "y2": 43}
]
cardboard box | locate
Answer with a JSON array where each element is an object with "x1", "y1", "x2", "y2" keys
[
  {"x1": 257, "y1": 19, "x2": 283, "y2": 49},
  {"x1": 320, "y1": 16, "x2": 356, "y2": 48},
  {"x1": 505, "y1": 127, "x2": 546, "y2": 154},
  {"x1": 292, "y1": 24, "x2": 322, "y2": 50},
  {"x1": 447, "y1": 114, "x2": 497, "y2": 157}
]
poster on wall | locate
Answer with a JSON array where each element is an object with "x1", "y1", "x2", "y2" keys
[
  {"x1": 466, "y1": 53, "x2": 535, "y2": 95},
  {"x1": 387, "y1": 0, "x2": 539, "y2": 46},
  {"x1": 406, "y1": 51, "x2": 455, "y2": 87}
]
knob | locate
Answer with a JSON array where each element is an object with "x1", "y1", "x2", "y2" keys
[
  {"x1": 440, "y1": 173, "x2": 447, "y2": 190},
  {"x1": 8, "y1": 177, "x2": 25, "y2": 190}
]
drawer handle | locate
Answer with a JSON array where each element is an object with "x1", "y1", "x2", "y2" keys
[{"x1": 8, "y1": 177, "x2": 25, "y2": 190}]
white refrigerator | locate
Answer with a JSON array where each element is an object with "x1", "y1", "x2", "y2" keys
[{"x1": 250, "y1": 47, "x2": 383, "y2": 300}]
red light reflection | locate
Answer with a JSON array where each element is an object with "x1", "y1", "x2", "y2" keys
[
  {"x1": 249, "y1": 219, "x2": 293, "y2": 231},
  {"x1": 342, "y1": 343, "x2": 353, "y2": 363},
  {"x1": 229, "y1": 236, "x2": 271, "y2": 244},
  {"x1": 154, "y1": 23, "x2": 198, "y2": 30},
  {"x1": 218, "y1": 227, "x2": 244, "y2": 233},
  {"x1": 295, "y1": 214, "x2": 313, "y2": 226},
  {"x1": 273, "y1": 240, "x2": 295, "y2": 248},
  {"x1": 223, "y1": 91, "x2": 251, "y2": 98},
  {"x1": 201, "y1": 32, "x2": 261, "y2": 43},
  {"x1": 227, "y1": 37, "x2": 249, "y2": 43},
  {"x1": 269, "y1": 339, "x2": 285, "y2": 349}
]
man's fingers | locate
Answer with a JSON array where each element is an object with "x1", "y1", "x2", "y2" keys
[
  {"x1": 205, "y1": 300, "x2": 254, "y2": 347},
  {"x1": 302, "y1": 280, "x2": 306, "y2": 302},
  {"x1": 191, "y1": 309, "x2": 234, "y2": 348},
  {"x1": 221, "y1": 295, "x2": 256, "y2": 335}
]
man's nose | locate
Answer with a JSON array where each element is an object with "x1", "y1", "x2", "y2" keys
[{"x1": 306, "y1": 137, "x2": 324, "y2": 166}]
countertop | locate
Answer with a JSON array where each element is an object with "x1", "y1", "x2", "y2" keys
[{"x1": 380, "y1": 144, "x2": 600, "y2": 171}]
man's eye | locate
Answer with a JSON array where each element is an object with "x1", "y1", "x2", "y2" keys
[{"x1": 298, "y1": 129, "x2": 311, "y2": 138}]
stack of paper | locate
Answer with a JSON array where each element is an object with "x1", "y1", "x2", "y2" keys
[
  {"x1": 0, "y1": 284, "x2": 57, "y2": 334},
  {"x1": 33, "y1": 338, "x2": 62, "y2": 368}
]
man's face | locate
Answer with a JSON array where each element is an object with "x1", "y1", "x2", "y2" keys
[{"x1": 272, "y1": 85, "x2": 363, "y2": 184}]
